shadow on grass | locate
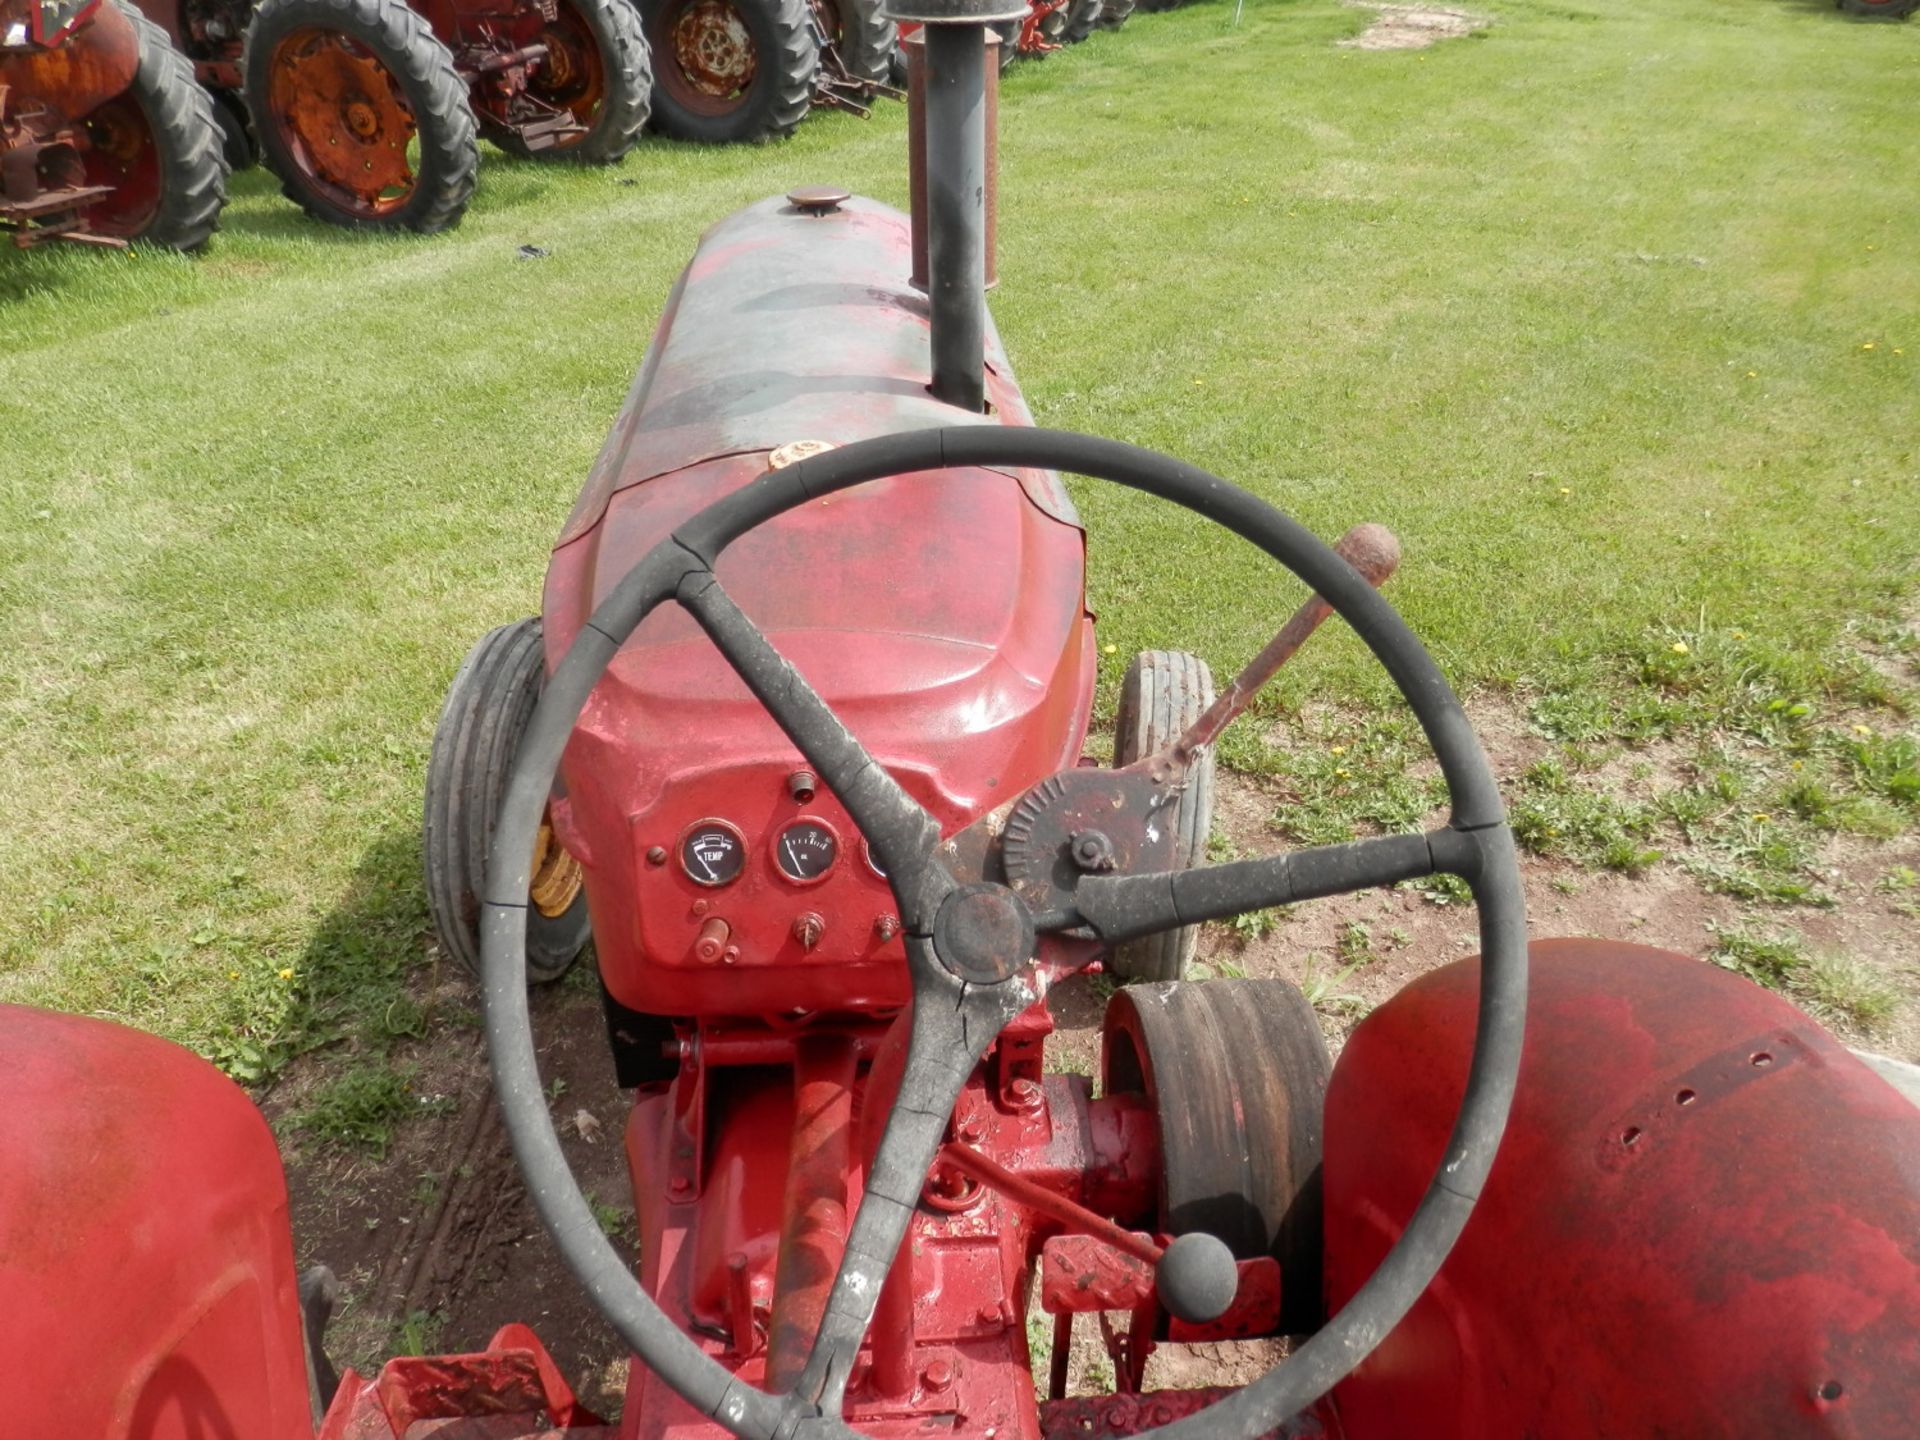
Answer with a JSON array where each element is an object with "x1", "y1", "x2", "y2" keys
[{"x1": 284, "y1": 821, "x2": 442, "y2": 1074}]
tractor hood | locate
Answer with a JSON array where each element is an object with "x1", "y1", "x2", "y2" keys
[{"x1": 542, "y1": 196, "x2": 1096, "y2": 1020}]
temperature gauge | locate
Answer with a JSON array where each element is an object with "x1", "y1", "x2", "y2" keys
[
  {"x1": 775, "y1": 820, "x2": 839, "y2": 885},
  {"x1": 680, "y1": 821, "x2": 746, "y2": 887}
]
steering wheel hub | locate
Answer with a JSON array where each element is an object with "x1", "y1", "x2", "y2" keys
[{"x1": 931, "y1": 883, "x2": 1034, "y2": 985}]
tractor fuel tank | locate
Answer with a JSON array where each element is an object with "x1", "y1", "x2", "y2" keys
[
  {"x1": 543, "y1": 194, "x2": 1095, "y2": 1022},
  {"x1": 1323, "y1": 940, "x2": 1920, "y2": 1437}
]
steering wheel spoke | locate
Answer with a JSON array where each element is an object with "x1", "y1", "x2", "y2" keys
[
  {"x1": 1066, "y1": 825, "x2": 1493, "y2": 944},
  {"x1": 676, "y1": 567, "x2": 953, "y2": 932},
  {"x1": 791, "y1": 940, "x2": 1039, "y2": 1417}
]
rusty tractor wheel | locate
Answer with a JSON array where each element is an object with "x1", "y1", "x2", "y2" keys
[
  {"x1": 813, "y1": 0, "x2": 895, "y2": 89},
  {"x1": 1095, "y1": 0, "x2": 1134, "y2": 29},
  {"x1": 243, "y1": 0, "x2": 478, "y2": 232},
  {"x1": 426, "y1": 618, "x2": 591, "y2": 985},
  {"x1": 1108, "y1": 649, "x2": 1215, "y2": 983},
  {"x1": 486, "y1": 0, "x2": 654, "y2": 163},
  {"x1": 1060, "y1": 0, "x2": 1101, "y2": 43},
  {"x1": 78, "y1": 6, "x2": 229, "y2": 250},
  {"x1": 638, "y1": 0, "x2": 816, "y2": 143},
  {"x1": 1102, "y1": 978, "x2": 1331, "y2": 1336},
  {"x1": 1838, "y1": 0, "x2": 1918, "y2": 15}
]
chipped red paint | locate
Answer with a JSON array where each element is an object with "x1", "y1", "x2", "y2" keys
[
  {"x1": 1325, "y1": 940, "x2": 1920, "y2": 1437},
  {"x1": 320, "y1": 1324, "x2": 611, "y2": 1438}
]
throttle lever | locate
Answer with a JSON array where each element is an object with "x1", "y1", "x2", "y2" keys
[{"x1": 1143, "y1": 523, "x2": 1401, "y2": 784}]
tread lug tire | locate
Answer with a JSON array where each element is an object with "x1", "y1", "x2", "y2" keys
[
  {"x1": 1095, "y1": 0, "x2": 1134, "y2": 29},
  {"x1": 814, "y1": 0, "x2": 895, "y2": 89},
  {"x1": 1102, "y1": 978, "x2": 1331, "y2": 1335},
  {"x1": 1061, "y1": 0, "x2": 1102, "y2": 44},
  {"x1": 243, "y1": 0, "x2": 479, "y2": 233},
  {"x1": 640, "y1": 0, "x2": 816, "y2": 143},
  {"x1": 82, "y1": 5, "x2": 229, "y2": 251},
  {"x1": 425, "y1": 618, "x2": 591, "y2": 986},
  {"x1": 206, "y1": 85, "x2": 260, "y2": 172},
  {"x1": 1109, "y1": 649, "x2": 1215, "y2": 983},
  {"x1": 487, "y1": 0, "x2": 654, "y2": 163}
]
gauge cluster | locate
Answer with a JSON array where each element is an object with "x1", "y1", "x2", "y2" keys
[{"x1": 675, "y1": 815, "x2": 860, "y2": 889}]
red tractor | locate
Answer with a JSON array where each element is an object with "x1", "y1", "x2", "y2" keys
[
  {"x1": 6, "y1": 3, "x2": 1920, "y2": 1439},
  {"x1": 0, "y1": 0, "x2": 226, "y2": 247},
  {"x1": 134, "y1": 0, "x2": 652, "y2": 232}
]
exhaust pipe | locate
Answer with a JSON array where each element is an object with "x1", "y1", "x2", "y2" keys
[{"x1": 887, "y1": 0, "x2": 1022, "y2": 413}]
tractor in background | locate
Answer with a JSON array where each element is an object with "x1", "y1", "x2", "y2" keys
[
  {"x1": 1, "y1": 0, "x2": 226, "y2": 247},
  {"x1": 5, "y1": 1, "x2": 1920, "y2": 1439},
  {"x1": 135, "y1": 0, "x2": 652, "y2": 232}
]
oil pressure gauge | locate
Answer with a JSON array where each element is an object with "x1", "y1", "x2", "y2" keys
[
  {"x1": 774, "y1": 820, "x2": 838, "y2": 885},
  {"x1": 680, "y1": 820, "x2": 746, "y2": 887}
]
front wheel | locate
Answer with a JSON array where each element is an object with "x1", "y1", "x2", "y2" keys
[
  {"x1": 80, "y1": 6, "x2": 229, "y2": 250},
  {"x1": 1107, "y1": 649, "x2": 1215, "y2": 982},
  {"x1": 487, "y1": 0, "x2": 654, "y2": 163},
  {"x1": 638, "y1": 0, "x2": 816, "y2": 143},
  {"x1": 244, "y1": 0, "x2": 478, "y2": 232},
  {"x1": 425, "y1": 619, "x2": 591, "y2": 985}
]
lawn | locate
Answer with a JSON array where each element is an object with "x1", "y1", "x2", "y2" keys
[{"x1": 2, "y1": 0, "x2": 1916, "y2": 1087}]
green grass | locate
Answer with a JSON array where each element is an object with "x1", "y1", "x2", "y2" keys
[
  {"x1": 1710, "y1": 925, "x2": 1901, "y2": 1033},
  {"x1": 3, "y1": 0, "x2": 1917, "y2": 1077}
]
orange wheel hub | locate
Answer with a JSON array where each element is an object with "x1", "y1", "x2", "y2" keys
[{"x1": 267, "y1": 27, "x2": 416, "y2": 214}]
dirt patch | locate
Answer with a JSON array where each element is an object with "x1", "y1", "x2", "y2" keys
[
  {"x1": 1338, "y1": 2, "x2": 1490, "y2": 50},
  {"x1": 275, "y1": 976, "x2": 635, "y2": 1413}
]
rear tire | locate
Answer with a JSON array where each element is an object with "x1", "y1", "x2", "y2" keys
[
  {"x1": 1108, "y1": 650, "x2": 1215, "y2": 983},
  {"x1": 1061, "y1": 0, "x2": 1102, "y2": 43},
  {"x1": 80, "y1": 5, "x2": 228, "y2": 251},
  {"x1": 1102, "y1": 979, "x2": 1331, "y2": 1336},
  {"x1": 1095, "y1": 0, "x2": 1134, "y2": 29},
  {"x1": 1838, "y1": 0, "x2": 1917, "y2": 15},
  {"x1": 425, "y1": 618, "x2": 591, "y2": 986},
  {"x1": 487, "y1": 0, "x2": 654, "y2": 163},
  {"x1": 244, "y1": 0, "x2": 478, "y2": 233},
  {"x1": 639, "y1": 0, "x2": 816, "y2": 143},
  {"x1": 814, "y1": 0, "x2": 895, "y2": 88},
  {"x1": 206, "y1": 85, "x2": 259, "y2": 172}
]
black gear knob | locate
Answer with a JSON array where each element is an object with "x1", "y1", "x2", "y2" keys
[{"x1": 1156, "y1": 1231, "x2": 1240, "y2": 1325}]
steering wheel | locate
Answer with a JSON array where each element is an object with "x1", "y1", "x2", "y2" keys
[{"x1": 479, "y1": 427, "x2": 1529, "y2": 1440}]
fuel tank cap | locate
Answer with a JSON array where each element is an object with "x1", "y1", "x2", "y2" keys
[{"x1": 787, "y1": 185, "x2": 851, "y2": 215}]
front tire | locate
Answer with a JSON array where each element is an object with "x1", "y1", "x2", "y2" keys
[
  {"x1": 425, "y1": 619, "x2": 591, "y2": 985},
  {"x1": 244, "y1": 0, "x2": 478, "y2": 232},
  {"x1": 1108, "y1": 650, "x2": 1215, "y2": 982},
  {"x1": 80, "y1": 5, "x2": 229, "y2": 251},
  {"x1": 639, "y1": 0, "x2": 816, "y2": 143}
]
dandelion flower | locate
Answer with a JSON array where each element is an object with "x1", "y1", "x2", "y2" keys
[
  {"x1": 1862, "y1": 342, "x2": 1876, "y2": 351},
  {"x1": 1670, "y1": 641, "x2": 1690, "y2": 655},
  {"x1": 1745, "y1": 370, "x2": 1758, "y2": 378},
  {"x1": 1751, "y1": 813, "x2": 1771, "y2": 824},
  {"x1": 279, "y1": 967, "x2": 295, "y2": 980},
  {"x1": 1335, "y1": 768, "x2": 1350, "y2": 779},
  {"x1": 1330, "y1": 745, "x2": 1347, "y2": 756},
  {"x1": 1731, "y1": 630, "x2": 1746, "y2": 640},
  {"x1": 1104, "y1": 644, "x2": 1118, "y2": 655},
  {"x1": 1853, "y1": 723, "x2": 1874, "y2": 736},
  {"x1": 1558, "y1": 487, "x2": 1571, "y2": 496}
]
